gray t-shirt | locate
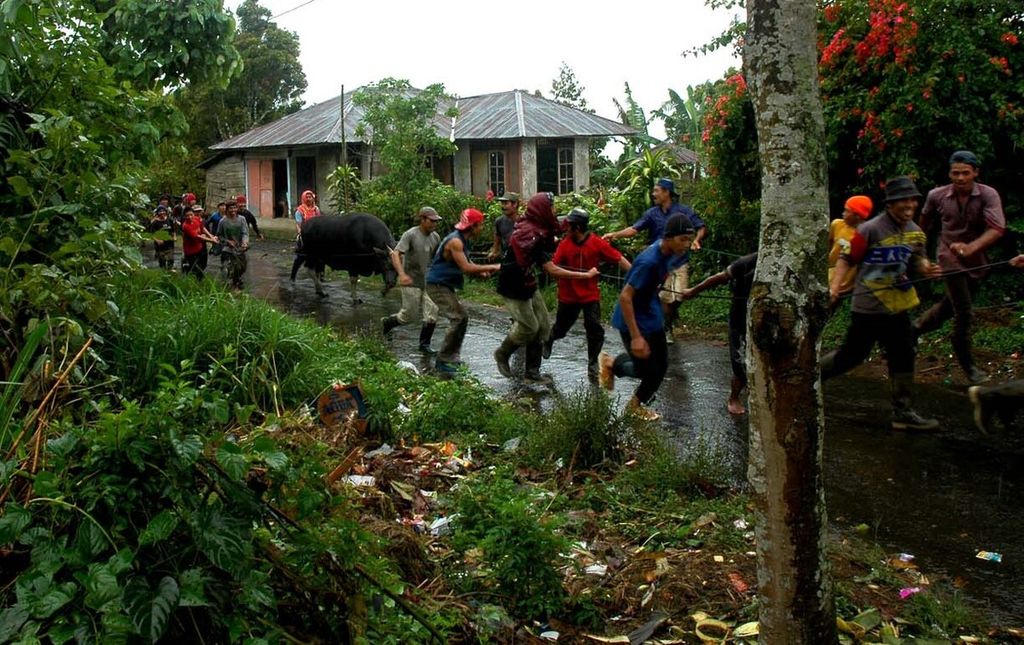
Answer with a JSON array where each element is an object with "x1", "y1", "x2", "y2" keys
[
  {"x1": 396, "y1": 226, "x2": 440, "y2": 288},
  {"x1": 216, "y1": 216, "x2": 249, "y2": 255}
]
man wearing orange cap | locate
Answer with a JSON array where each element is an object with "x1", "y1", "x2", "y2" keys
[
  {"x1": 828, "y1": 195, "x2": 873, "y2": 298},
  {"x1": 425, "y1": 209, "x2": 501, "y2": 374}
]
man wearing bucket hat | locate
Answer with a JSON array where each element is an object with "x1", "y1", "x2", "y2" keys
[
  {"x1": 823, "y1": 176, "x2": 943, "y2": 431},
  {"x1": 828, "y1": 194, "x2": 873, "y2": 297},
  {"x1": 603, "y1": 178, "x2": 706, "y2": 342},
  {"x1": 544, "y1": 208, "x2": 632, "y2": 379},
  {"x1": 425, "y1": 208, "x2": 501, "y2": 374},
  {"x1": 913, "y1": 150, "x2": 1006, "y2": 385}
]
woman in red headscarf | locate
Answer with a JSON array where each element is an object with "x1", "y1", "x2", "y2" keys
[{"x1": 290, "y1": 190, "x2": 322, "y2": 282}]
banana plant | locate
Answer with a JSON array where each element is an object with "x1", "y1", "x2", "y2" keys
[{"x1": 613, "y1": 83, "x2": 661, "y2": 161}]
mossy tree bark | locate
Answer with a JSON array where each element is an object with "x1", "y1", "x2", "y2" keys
[{"x1": 743, "y1": 0, "x2": 839, "y2": 642}]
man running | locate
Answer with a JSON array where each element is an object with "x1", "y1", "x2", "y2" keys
[
  {"x1": 424, "y1": 209, "x2": 501, "y2": 374},
  {"x1": 544, "y1": 208, "x2": 631, "y2": 379},
  {"x1": 823, "y1": 176, "x2": 942, "y2": 431},
  {"x1": 382, "y1": 207, "x2": 443, "y2": 354},
  {"x1": 599, "y1": 213, "x2": 696, "y2": 421},
  {"x1": 217, "y1": 201, "x2": 250, "y2": 290},
  {"x1": 914, "y1": 150, "x2": 1006, "y2": 384}
]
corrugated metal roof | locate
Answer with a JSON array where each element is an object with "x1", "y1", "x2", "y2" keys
[{"x1": 211, "y1": 88, "x2": 637, "y2": 150}]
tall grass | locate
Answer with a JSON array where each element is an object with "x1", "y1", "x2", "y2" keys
[{"x1": 99, "y1": 272, "x2": 419, "y2": 412}]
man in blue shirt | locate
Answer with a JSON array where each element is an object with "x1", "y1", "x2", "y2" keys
[
  {"x1": 602, "y1": 178, "x2": 706, "y2": 341},
  {"x1": 599, "y1": 213, "x2": 696, "y2": 421}
]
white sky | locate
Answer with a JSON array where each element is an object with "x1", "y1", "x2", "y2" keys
[{"x1": 229, "y1": 0, "x2": 743, "y2": 142}]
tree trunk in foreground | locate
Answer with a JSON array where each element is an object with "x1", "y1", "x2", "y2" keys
[{"x1": 744, "y1": 0, "x2": 838, "y2": 642}]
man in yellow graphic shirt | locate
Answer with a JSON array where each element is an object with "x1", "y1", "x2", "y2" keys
[{"x1": 823, "y1": 177, "x2": 942, "y2": 431}]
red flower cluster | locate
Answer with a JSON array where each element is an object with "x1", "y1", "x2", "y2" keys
[
  {"x1": 701, "y1": 74, "x2": 747, "y2": 145},
  {"x1": 820, "y1": 27, "x2": 851, "y2": 67},
  {"x1": 824, "y1": 3, "x2": 842, "y2": 23},
  {"x1": 1002, "y1": 33, "x2": 1019, "y2": 46},
  {"x1": 989, "y1": 56, "x2": 1011, "y2": 75},
  {"x1": 852, "y1": 0, "x2": 919, "y2": 69}
]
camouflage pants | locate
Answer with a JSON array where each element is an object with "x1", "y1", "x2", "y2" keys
[{"x1": 221, "y1": 253, "x2": 247, "y2": 288}]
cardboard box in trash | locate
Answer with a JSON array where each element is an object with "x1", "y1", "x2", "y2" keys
[{"x1": 317, "y1": 382, "x2": 368, "y2": 432}]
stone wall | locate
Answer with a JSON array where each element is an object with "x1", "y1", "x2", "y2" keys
[{"x1": 204, "y1": 154, "x2": 244, "y2": 210}]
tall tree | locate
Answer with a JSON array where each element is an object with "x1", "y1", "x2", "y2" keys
[
  {"x1": 550, "y1": 62, "x2": 590, "y2": 112},
  {"x1": 353, "y1": 78, "x2": 457, "y2": 231},
  {"x1": 179, "y1": 0, "x2": 307, "y2": 146},
  {"x1": 744, "y1": 0, "x2": 838, "y2": 642}
]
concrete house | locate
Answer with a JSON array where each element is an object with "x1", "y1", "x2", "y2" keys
[{"x1": 202, "y1": 87, "x2": 637, "y2": 218}]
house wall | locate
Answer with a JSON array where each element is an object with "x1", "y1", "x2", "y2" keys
[
  {"x1": 520, "y1": 139, "x2": 537, "y2": 197},
  {"x1": 454, "y1": 145, "x2": 471, "y2": 193},
  {"x1": 574, "y1": 138, "x2": 590, "y2": 192},
  {"x1": 204, "y1": 154, "x2": 245, "y2": 209}
]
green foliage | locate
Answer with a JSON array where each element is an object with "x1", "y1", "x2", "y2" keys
[
  {"x1": 174, "y1": 0, "x2": 307, "y2": 147},
  {"x1": 903, "y1": 589, "x2": 979, "y2": 640},
  {"x1": 653, "y1": 86, "x2": 706, "y2": 172},
  {"x1": 398, "y1": 378, "x2": 525, "y2": 444},
  {"x1": 326, "y1": 163, "x2": 362, "y2": 213},
  {"x1": 357, "y1": 178, "x2": 485, "y2": 234},
  {"x1": 352, "y1": 78, "x2": 458, "y2": 230},
  {"x1": 610, "y1": 148, "x2": 685, "y2": 227},
  {"x1": 613, "y1": 82, "x2": 661, "y2": 160},
  {"x1": 699, "y1": 0, "x2": 1024, "y2": 246},
  {"x1": 451, "y1": 470, "x2": 569, "y2": 620},
  {"x1": 550, "y1": 62, "x2": 590, "y2": 112},
  {"x1": 95, "y1": 0, "x2": 241, "y2": 90},
  {"x1": 818, "y1": 0, "x2": 1024, "y2": 217},
  {"x1": 0, "y1": 0, "x2": 239, "y2": 364},
  {"x1": 525, "y1": 389, "x2": 633, "y2": 468},
  {"x1": 616, "y1": 434, "x2": 732, "y2": 501}
]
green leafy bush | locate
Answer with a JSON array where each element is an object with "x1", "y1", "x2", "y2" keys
[
  {"x1": 398, "y1": 378, "x2": 525, "y2": 444},
  {"x1": 451, "y1": 470, "x2": 568, "y2": 620},
  {"x1": 525, "y1": 388, "x2": 632, "y2": 468}
]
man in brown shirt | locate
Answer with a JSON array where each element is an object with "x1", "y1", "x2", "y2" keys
[{"x1": 913, "y1": 150, "x2": 1006, "y2": 384}]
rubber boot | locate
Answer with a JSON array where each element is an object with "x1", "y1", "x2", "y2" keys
[
  {"x1": 524, "y1": 342, "x2": 552, "y2": 384},
  {"x1": 418, "y1": 323, "x2": 437, "y2": 354},
  {"x1": 381, "y1": 314, "x2": 401, "y2": 337},
  {"x1": 494, "y1": 337, "x2": 519, "y2": 378},
  {"x1": 890, "y1": 373, "x2": 939, "y2": 431},
  {"x1": 542, "y1": 336, "x2": 554, "y2": 360},
  {"x1": 586, "y1": 340, "x2": 602, "y2": 380}
]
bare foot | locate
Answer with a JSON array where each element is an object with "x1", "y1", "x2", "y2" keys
[{"x1": 727, "y1": 398, "x2": 746, "y2": 415}]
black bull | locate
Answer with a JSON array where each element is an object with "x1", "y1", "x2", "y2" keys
[{"x1": 299, "y1": 213, "x2": 398, "y2": 302}]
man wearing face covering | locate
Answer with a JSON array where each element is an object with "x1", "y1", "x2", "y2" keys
[{"x1": 494, "y1": 193, "x2": 598, "y2": 383}]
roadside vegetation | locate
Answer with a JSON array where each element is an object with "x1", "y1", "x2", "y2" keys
[{"x1": 1, "y1": 272, "x2": 1008, "y2": 642}]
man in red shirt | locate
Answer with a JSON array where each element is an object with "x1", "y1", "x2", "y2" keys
[
  {"x1": 181, "y1": 204, "x2": 218, "y2": 278},
  {"x1": 545, "y1": 209, "x2": 632, "y2": 379}
]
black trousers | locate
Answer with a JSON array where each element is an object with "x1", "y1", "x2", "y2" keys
[
  {"x1": 550, "y1": 301, "x2": 604, "y2": 357},
  {"x1": 822, "y1": 311, "x2": 915, "y2": 380},
  {"x1": 612, "y1": 329, "x2": 669, "y2": 404},
  {"x1": 728, "y1": 297, "x2": 748, "y2": 385},
  {"x1": 914, "y1": 273, "x2": 980, "y2": 370}
]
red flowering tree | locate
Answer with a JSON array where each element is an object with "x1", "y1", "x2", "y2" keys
[
  {"x1": 698, "y1": 0, "x2": 1024, "y2": 250},
  {"x1": 820, "y1": 0, "x2": 1023, "y2": 215}
]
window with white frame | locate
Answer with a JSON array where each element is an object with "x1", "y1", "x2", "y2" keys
[
  {"x1": 488, "y1": 151, "x2": 506, "y2": 196},
  {"x1": 558, "y1": 147, "x2": 574, "y2": 194}
]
